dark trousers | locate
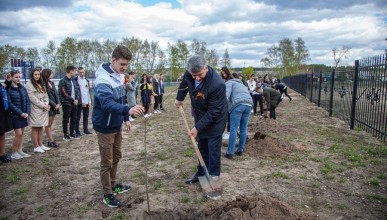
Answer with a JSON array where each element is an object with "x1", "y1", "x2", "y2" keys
[
  {"x1": 270, "y1": 105, "x2": 277, "y2": 120},
  {"x1": 252, "y1": 93, "x2": 264, "y2": 115},
  {"x1": 75, "y1": 104, "x2": 90, "y2": 134},
  {"x1": 159, "y1": 94, "x2": 164, "y2": 109},
  {"x1": 154, "y1": 95, "x2": 160, "y2": 110},
  {"x1": 280, "y1": 88, "x2": 292, "y2": 101},
  {"x1": 226, "y1": 113, "x2": 230, "y2": 132},
  {"x1": 196, "y1": 135, "x2": 222, "y2": 176},
  {"x1": 62, "y1": 104, "x2": 78, "y2": 136}
]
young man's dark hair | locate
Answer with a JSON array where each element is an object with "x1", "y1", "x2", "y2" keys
[
  {"x1": 66, "y1": 65, "x2": 76, "y2": 73},
  {"x1": 112, "y1": 45, "x2": 132, "y2": 60}
]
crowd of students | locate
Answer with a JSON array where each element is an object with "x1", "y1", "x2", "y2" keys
[{"x1": 0, "y1": 65, "x2": 166, "y2": 165}]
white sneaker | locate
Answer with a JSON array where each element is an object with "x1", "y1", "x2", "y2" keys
[
  {"x1": 40, "y1": 145, "x2": 51, "y2": 151},
  {"x1": 18, "y1": 151, "x2": 31, "y2": 158},
  {"x1": 157, "y1": 110, "x2": 162, "y2": 113},
  {"x1": 222, "y1": 133, "x2": 230, "y2": 140},
  {"x1": 11, "y1": 152, "x2": 22, "y2": 159},
  {"x1": 33, "y1": 147, "x2": 45, "y2": 153},
  {"x1": 154, "y1": 110, "x2": 160, "y2": 114},
  {"x1": 144, "y1": 113, "x2": 150, "y2": 118},
  {"x1": 129, "y1": 116, "x2": 135, "y2": 122}
]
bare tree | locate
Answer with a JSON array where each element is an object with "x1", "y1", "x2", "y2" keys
[{"x1": 332, "y1": 46, "x2": 351, "y2": 68}]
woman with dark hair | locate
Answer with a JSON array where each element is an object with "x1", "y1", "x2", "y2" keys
[
  {"x1": 25, "y1": 68, "x2": 50, "y2": 153},
  {"x1": 7, "y1": 70, "x2": 31, "y2": 159},
  {"x1": 220, "y1": 67, "x2": 233, "y2": 140},
  {"x1": 41, "y1": 69, "x2": 60, "y2": 148},
  {"x1": 140, "y1": 74, "x2": 152, "y2": 118},
  {"x1": 0, "y1": 79, "x2": 13, "y2": 164}
]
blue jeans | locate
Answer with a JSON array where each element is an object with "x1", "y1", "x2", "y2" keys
[
  {"x1": 227, "y1": 104, "x2": 252, "y2": 154},
  {"x1": 196, "y1": 135, "x2": 222, "y2": 176}
]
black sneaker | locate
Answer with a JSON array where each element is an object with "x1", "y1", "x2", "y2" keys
[
  {"x1": 69, "y1": 134, "x2": 80, "y2": 139},
  {"x1": 63, "y1": 135, "x2": 71, "y2": 141},
  {"x1": 235, "y1": 151, "x2": 243, "y2": 156},
  {"x1": 112, "y1": 184, "x2": 131, "y2": 195},
  {"x1": 224, "y1": 153, "x2": 233, "y2": 159},
  {"x1": 102, "y1": 194, "x2": 121, "y2": 208},
  {"x1": 75, "y1": 133, "x2": 83, "y2": 138},
  {"x1": 0, "y1": 154, "x2": 11, "y2": 163},
  {"x1": 84, "y1": 130, "x2": 93, "y2": 135}
]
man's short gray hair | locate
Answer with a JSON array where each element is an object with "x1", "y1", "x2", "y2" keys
[{"x1": 186, "y1": 55, "x2": 207, "y2": 74}]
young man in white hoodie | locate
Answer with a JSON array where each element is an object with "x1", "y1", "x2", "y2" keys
[{"x1": 92, "y1": 45, "x2": 144, "y2": 208}]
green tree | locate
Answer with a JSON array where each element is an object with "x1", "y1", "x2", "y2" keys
[
  {"x1": 294, "y1": 37, "x2": 309, "y2": 73},
  {"x1": 40, "y1": 41, "x2": 58, "y2": 70},
  {"x1": 220, "y1": 49, "x2": 231, "y2": 68},
  {"x1": 206, "y1": 49, "x2": 219, "y2": 69},
  {"x1": 242, "y1": 66, "x2": 255, "y2": 79}
]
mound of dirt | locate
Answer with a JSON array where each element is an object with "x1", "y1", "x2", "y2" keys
[
  {"x1": 244, "y1": 133, "x2": 305, "y2": 157},
  {"x1": 223, "y1": 118, "x2": 305, "y2": 157},
  {"x1": 139, "y1": 195, "x2": 318, "y2": 220}
]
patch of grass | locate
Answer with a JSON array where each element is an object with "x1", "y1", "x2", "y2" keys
[
  {"x1": 176, "y1": 182, "x2": 185, "y2": 188},
  {"x1": 337, "y1": 204, "x2": 346, "y2": 210},
  {"x1": 328, "y1": 144, "x2": 341, "y2": 153},
  {"x1": 354, "y1": 126, "x2": 362, "y2": 133},
  {"x1": 159, "y1": 154, "x2": 167, "y2": 161},
  {"x1": 111, "y1": 212, "x2": 126, "y2": 220},
  {"x1": 271, "y1": 171, "x2": 289, "y2": 179},
  {"x1": 377, "y1": 173, "x2": 385, "y2": 180},
  {"x1": 139, "y1": 151, "x2": 146, "y2": 157},
  {"x1": 6, "y1": 167, "x2": 30, "y2": 183},
  {"x1": 15, "y1": 186, "x2": 28, "y2": 195},
  {"x1": 183, "y1": 149, "x2": 195, "y2": 157},
  {"x1": 36, "y1": 206, "x2": 44, "y2": 213},
  {"x1": 311, "y1": 180, "x2": 319, "y2": 188},
  {"x1": 363, "y1": 146, "x2": 387, "y2": 157},
  {"x1": 181, "y1": 196, "x2": 190, "y2": 203},
  {"x1": 41, "y1": 157, "x2": 51, "y2": 166},
  {"x1": 6, "y1": 173, "x2": 18, "y2": 183},
  {"x1": 132, "y1": 171, "x2": 145, "y2": 178},
  {"x1": 77, "y1": 203, "x2": 92, "y2": 213},
  {"x1": 299, "y1": 175, "x2": 307, "y2": 180},
  {"x1": 368, "y1": 178, "x2": 380, "y2": 186},
  {"x1": 154, "y1": 182, "x2": 162, "y2": 190},
  {"x1": 367, "y1": 193, "x2": 387, "y2": 204},
  {"x1": 370, "y1": 158, "x2": 381, "y2": 165}
]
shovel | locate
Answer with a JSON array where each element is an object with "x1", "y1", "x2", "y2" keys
[{"x1": 178, "y1": 106, "x2": 223, "y2": 200}]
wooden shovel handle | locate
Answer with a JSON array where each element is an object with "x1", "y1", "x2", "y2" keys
[{"x1": 179, "y1": 106, "x2": 206, "y2": 167}]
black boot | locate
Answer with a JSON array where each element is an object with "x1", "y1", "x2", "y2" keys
[{"x1": 185, "y1": 174, "x2": 199, "y2": 184}]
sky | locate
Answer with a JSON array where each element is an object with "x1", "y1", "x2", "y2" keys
[{"x1": 0, "y1": 0, "x2": 386, "y2": 67}]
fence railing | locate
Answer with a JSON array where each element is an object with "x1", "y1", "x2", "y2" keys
[{"x1": 283, "y1": 54, "x2": 387, "y2": 142}]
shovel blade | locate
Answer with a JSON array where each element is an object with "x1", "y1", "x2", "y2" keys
[{"x1": 198, "y1": 176, "x2": 223, "y2": 200}]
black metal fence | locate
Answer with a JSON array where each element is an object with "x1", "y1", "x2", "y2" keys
[{"x1": 282, "y1": 54, "x2": 387, "y2": 142}]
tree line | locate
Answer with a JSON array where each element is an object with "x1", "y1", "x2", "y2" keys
[{"x1": 0, "y1": 36, "x2": 350, "y2": 80}]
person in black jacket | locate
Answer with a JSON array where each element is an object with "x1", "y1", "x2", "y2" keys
[
  {"x1": 42, "y1": 69, "x2": 60, "y2": 147},
  {"x1": 175, "y1": 55, "x2": 227, "y2": 185},
  {"x1": 0, "y1": 81, "x2": 13, "y2": 164},
  {"x1": 58, "y1": 65, "x2": 80, "y2": 141},
  {"x1": 7, "y1": 70, "x2": 31, "y2": 159},
  {"x1": 272, "y1": 82, "x2": 292, "y2": 101}
]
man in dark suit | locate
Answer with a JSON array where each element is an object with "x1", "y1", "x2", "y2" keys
[{"x1": 175, "y1": 55, "x2": 228, "y2": 184}]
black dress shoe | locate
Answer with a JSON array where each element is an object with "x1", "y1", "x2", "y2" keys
[{"x1": 185, "y1": 174, "x2": 199, "y2": 184}]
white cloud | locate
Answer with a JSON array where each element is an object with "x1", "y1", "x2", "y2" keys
[{"x1": 0, "y1": 0, "x2": 386, "y2": 67}]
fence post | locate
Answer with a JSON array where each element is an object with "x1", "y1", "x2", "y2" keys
[
  {"x1": 350, "y1": 60, "x2": 360, "y2": 129},
  {"x1": 318, "y1": 72, "x2": 322, "y2": 107},
  {"x1": 329, "y1": 69, "x2": 335, "y2": 117},
  {"x1": 310, "y1": 73, "x2": 313, "y2": 102}
]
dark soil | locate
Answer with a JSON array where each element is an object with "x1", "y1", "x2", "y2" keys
[{"x1": 140, "y1": 195, "x2": 318, "y2": 220}]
